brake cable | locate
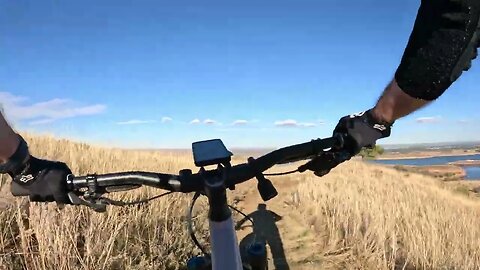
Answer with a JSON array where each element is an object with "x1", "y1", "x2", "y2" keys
[
  {"x1": 75, "y1": 163, "x2": 302, "y2": 212},
  {"x1": 187, "y1": 193, "x2": 256, "y2": 258},
  {"x1": 187, "y1": 192, "x2": 210, "y2": 257},
  {"x1": 263, "y1": 168, "x2": 299, "y2": 176},
  {"x1": 228, "y1": 204, "x2": 257, "y2": 243},
  {"x1": 100, "y1": 191, "x2": 175, "y2": 206}
]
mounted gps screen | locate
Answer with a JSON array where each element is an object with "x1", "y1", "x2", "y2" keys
[{"x1": 192, "y1": 139, "x2": 233, "y2": 167}]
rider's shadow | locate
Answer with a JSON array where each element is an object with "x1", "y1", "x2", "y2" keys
[{"x1": 236, "y1": 203, "x2": 290, "y2": 270}]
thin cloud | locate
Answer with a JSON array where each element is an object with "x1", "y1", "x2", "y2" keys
[
  {"x1": 232, "y1": 119, "x2": 249, "y2": 126},
  {"x1": 300, "y1": 122, "x2": 317, "y2": 128},
  {"x1": 274, "y1": 119, "x2": 317, "y2": 128},
  {"x1": 188, "y1": 118, "x2": 220, "y2": 125},
  {"x1": 416, "y1": 116, "x2": 441, "y2": 123},
  {"x1": 116, "y1": 119, "x2": 156, "y2": 125},
  {"x1": 204, "y1": 119, "x2": 218, "y2": 125},
  {"x1": 0, "y1": 92, "x2": 26, "y2": 104},
  {"x1": 275, "y1": 119, "x2": 298, "y2": 127},
  {"x1": 189, "y1": 119, "x2": 201, "y2": 125},
  {"x1": 0, "y1": 91, "x2": 106, "y2": 125},
  {"x1": 161, "y1": 116, "x2": 173, "y2": 123},
  {"x1": 29, "y1": 118, "x2": 57, "y2": 125}
]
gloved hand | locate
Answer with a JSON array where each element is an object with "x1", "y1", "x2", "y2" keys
[
  {"x1": 333, "y1": 109, "x2": 392, "y2": 156},
  {"x1": 299, "y1": 109, "x2": 392, "y2": 177},
  {"x1": 9, "y1": 156, "x2": 72, "y2": 204}
]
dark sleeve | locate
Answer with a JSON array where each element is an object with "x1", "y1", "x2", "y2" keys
[{"x1": 395, "y1": 0, "x2": 480, "y2": 101}]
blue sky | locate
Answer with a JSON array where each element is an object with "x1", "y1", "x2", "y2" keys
[{"x1": 1, "y1": 0, "x2": 479, "y2": 149}]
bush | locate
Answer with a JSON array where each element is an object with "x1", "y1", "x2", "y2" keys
[
  {"x1": 454, "y1": 186, "x2": 471, "y2": 196},
  {"x1": 359, "y1": 145, "x2": 385, "y2": 159}
]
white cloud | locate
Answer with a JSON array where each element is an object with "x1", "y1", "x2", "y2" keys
[
  {"x1": 274, "y1": 119, "x2": 317, "y2": 128},
  {"x1": 161, "y1": 116, "x2": 173, "y2": 123},
  {"x1": 232, "y1": 119, "x2": 249, "y2": 126},
  {"x1": 0, "y1": 92, "x2": 26, "y2": 104},
  {"x1": 116, "y1": 119, "x2": 156, "y2": 125},
  {"x1": 204, "y1": 119, "x2": 217, "y2": 125},
  {"x1": 188, "y1": 118, "x2": 220, "y2": 126},
  {"x1": 29, "y1": 118, "x2": 57, "y2": 125},
  {"x1": 416, "y1": 116, "x2": 441, "y2": 124},
  {"x1": 275, "y1": 119, "x2": 298, "y2": 127},
  {"x1": 299, "y1": 122, "x2": 317, "y2": 128},
  {"x1": 190, "y1": 119, "x2": 201, "y2": 125},
  {"x1": 0, "y1": 91, "x2": 106, "y2": 125}
]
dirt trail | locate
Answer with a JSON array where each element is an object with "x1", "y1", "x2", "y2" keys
[{"x1": 233, "y1": 176, "x2": 324, "y2": 270}]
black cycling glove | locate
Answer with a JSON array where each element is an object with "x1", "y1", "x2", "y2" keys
[
  {"x1": 1, "y1": 136, "x2": 72, "y2": 204},
  {"x1": 10, "y1": 157, "x2": 72, "y2": 204},
  {"x1": 333, "y1": 109, "x2": 392, "y2": 156},
  {"x1": 299, "y1": 109, "x2": 392, "y2": 177}
]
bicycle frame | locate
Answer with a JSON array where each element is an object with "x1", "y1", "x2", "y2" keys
[
  {"x1": 209, "y1": 218, "x2": 243, "y2": 270},
  {"x1": 203, "y1": 166, "x2": 244, "y2": 270},
  {"x1": 187, "y1": 163, "x2": 270, "y2": 270}
]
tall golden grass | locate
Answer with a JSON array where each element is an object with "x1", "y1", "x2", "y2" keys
[
  {"x1": 0, "y1": 134, "x2": 210, "y2": 269},
  {"x1": 293, "y1": 162, "x2": 480, "y2": 269},
  {"x1": 1, "y1": 134, "x2": 480, "y2": 269}
]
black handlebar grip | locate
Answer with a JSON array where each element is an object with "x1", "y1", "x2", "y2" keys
[{"x1": 11, "y1": 182, "x2": 30, "y2": 197}]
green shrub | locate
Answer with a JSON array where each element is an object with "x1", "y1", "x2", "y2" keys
[
  {"x1": 359, "y1": 145, "x2": 385, "y2": 159},
  {"x1": 454, "y1": 186, "x2": 471, "y2": 196}
]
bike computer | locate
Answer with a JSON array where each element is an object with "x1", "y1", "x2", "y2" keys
[{"x1": 192, "y1": 139, "x2": 233, "y2": 167}]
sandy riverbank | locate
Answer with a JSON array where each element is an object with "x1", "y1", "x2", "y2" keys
[
  {"x1": 389, "y1": 164, "x2": 466, "y2": 181},
  {"x1": 448, "y1": 160, "x2": 480, "y2": 166},
  {"x1": 378, "y1": 149, "x2": 479, "y2": 160}
]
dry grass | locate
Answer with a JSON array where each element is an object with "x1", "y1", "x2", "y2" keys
[
  {"x1": 0, "y1": 134, "x2": 210, "y2": 270},
  {"x1": 1, "y1": 134, "x2": 480, "y2": 269},
  {"x1": 293, "y1": 162, "x2": 480, "y2": 269}
]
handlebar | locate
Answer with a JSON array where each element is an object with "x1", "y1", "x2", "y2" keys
[
  {"x1": 11, "y1": 135, "x2": 344, "y2": 199},
  {"x1": 74, "y1": 136, "x2": 340, "y2": 192}
]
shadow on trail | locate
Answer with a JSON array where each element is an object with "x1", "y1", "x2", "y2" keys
[{"x1": 237, "y1": 203, "x2": 290, "y2": 270}]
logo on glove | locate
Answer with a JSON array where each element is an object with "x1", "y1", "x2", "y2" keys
[
  {"x1": 349, "y1": 111, "x2": 366, "y2": 118},
  {"x1": 373, "y1": 124, "x2": 387, "y2": 131},
  {"x1": 19, "y1": 174, "x2": 34, "y2": 183}
]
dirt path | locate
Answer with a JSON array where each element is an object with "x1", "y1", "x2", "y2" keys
[{"x1": 233, "y1": 176, "x2": 324, "y2": 270}]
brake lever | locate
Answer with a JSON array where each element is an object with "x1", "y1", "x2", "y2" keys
[
  {"x1": 68, "y1": 192, "x2": 107, "y2": 213},
  {"x1": 298, "y1": 151, "x2": 351, "y2": 177},
  {"x1": 96, "y1": 197, "x2": 128, "y2": 206}
]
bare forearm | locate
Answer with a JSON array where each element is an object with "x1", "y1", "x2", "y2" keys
[
  {"x1": 371, "y1": 79, "x2": 430, "y2": 124},
  {"x1": 0, "y1": 113, "x2": 20, "y2": 163}
]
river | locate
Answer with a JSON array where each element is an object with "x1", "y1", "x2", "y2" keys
[{"x1": 372, "y1": 154, "x2": 480, "y2": 180}]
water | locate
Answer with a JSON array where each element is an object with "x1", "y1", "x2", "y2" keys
[
  {"x1": 372, "y1": 154, "x2": 480, "y2": 180},
  {"x1": 465, "y1": 167, "x2": 480, "y2": 180}
]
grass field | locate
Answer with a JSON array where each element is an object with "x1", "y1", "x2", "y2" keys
[{"x1": 1, "y1": 134, "x2": 480, "y2": 269}]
